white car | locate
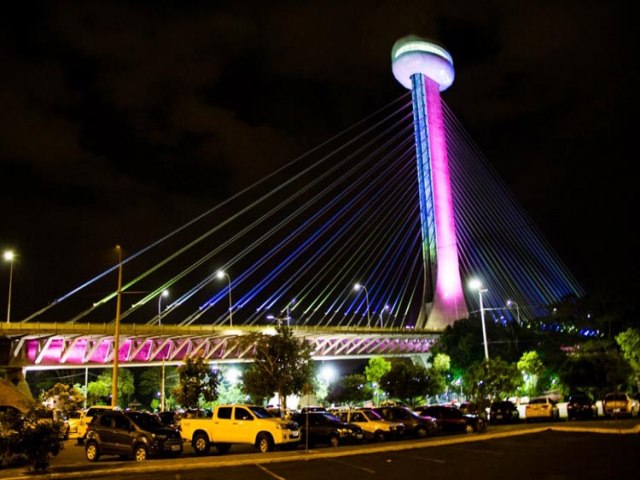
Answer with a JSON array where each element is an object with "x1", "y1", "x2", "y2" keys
[{"x1": 335, "y1": 408, "x2": 405, "y2": 441}]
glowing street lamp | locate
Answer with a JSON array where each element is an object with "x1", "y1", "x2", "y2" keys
[
  {"x1": 216, "y1": 270, "x2": 233, "y2": 326},
  {"x1": 353, "y1": 283, "x2": 371, "y2": 328},
  {"x1": 158, "y1": 289, "x2": 169, "y2": 411},
  {"x1": 506, "y1": 299, "x2": 520, "y2": 325},
  {"x1": 3, "y1": 250, "x2": 15, "y2": 324},
  {"x1": 468, "y1": 278, "x2": 489, "y2": 361},
  {"x1": 379, "y1": 304, "x2": 390, "y2": 328}
]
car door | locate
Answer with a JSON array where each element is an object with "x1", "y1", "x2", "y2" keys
[
  {"x1": 231, "y1": 406, "x2": 255, "y2": 444},
  {"x1": 112, "y1": 413, "x2": 134, "y2": 455},
  {"x1": 95, "y1": 413, "x2": 117, "y2": 453}
]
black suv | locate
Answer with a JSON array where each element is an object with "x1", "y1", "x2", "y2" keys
[
  {"x1": 415, "y1": 405, "x2": 486, "y2": 434},
  {"x1": 292, "y1": 412, "x2": 363, "y2": 447},
  {"x1": 567, "y1": 393, "x2": 598, "y2": 420},
  {"x1": 372, "y1": 406, "x2": 438, "y2": 438},
  {"x1": 85, "y1": 410, "x2": 183, "y2": 462},
  {"x1": 489, "y1": 401, "x2": 520, "y2": 424}
]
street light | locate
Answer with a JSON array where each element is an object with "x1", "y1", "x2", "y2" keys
[
  {"x1": 158, "y1": 289, "x2": 169, "y2": 411},
  {"x1": 3, "y1": 250, "x2": 15, "y2": 324},
  {"x1": 216, "y1": 270, "x2": 233, "y2": 326},
  {"x1": 285, "y1": 298, "x2": 296, "y2": 327},
  {"x1": 379, "y1": 304, "x2": 390, "y2": 328},
  {"x1": 506, "y1": 299, "x2": 520, "y2": 325},
  {"x1": 353, "y1": 283, "x2": 371, "y2": 327},
  {"x1": 468, "y1": 278, "x2": 489, "y2": 361}
]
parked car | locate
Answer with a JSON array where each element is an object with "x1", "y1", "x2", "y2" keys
[
  {"x1": 459, "y1": 402, "x2": 486, "y2": 419},
  {"x1": 567, "y1": 393, "x2": 598, "y2": 420},
  {"x1": 85, "y1": 410, "x2": 183, "y2": 462},
  {"x1": 602, "y1": 392, "x2": 639, "y2": 418},
  {"x1": 67, "y1": 410, "x2": 82, "y2": 436},
  {"x1": 525, "y1": 397, "x2": 559, "y2": 422},
  {"x1": 334, "y1": 408, "x2": 405, "y2": 441},
  {"x1": 77, "y1": 405, "x2": 118, "y2": 444},
  {"x1": 414, "y1": 405, "x2": 486, "y2": 434},
  {"x1": 291, "y1": 411, "x2": 363, "y2": 447},
  {"x1": 489, "y1": 401, "x2": 520, "y2": 424},
  {"x1": 37, "y1": 408, "x2": 70, "y2": 440},
  {"x1": 372, "y1": 406, "x2": 438, "y2": 438}
]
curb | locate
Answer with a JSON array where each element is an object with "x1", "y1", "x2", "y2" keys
[{"x1": 2, "y1": 423, "x2": 638, "y2": 480}]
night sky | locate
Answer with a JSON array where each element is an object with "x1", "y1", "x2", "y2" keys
[{"x1": 1, "y1": 0, "x2": 637, "y2": 321}]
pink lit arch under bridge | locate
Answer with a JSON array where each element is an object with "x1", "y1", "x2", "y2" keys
[{"x1": 0, "y1": 324, "x2": 437, "y2": 371}]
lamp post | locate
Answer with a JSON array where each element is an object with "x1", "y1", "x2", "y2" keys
[
  {"x1": 158, "y1": 289, "x2": 169, "y2": 411},
  {"x1": 468, "y1": 278, "x2": 489, "y2": 361},
  {"x1": 379, "y1": 304, "x2": 389, "y2": 328},
  {"x1": 353, "y1": 283, "x2": 371, "y2": 327},
  {"x1": 3, "y1": 250, "x2": 15, "y2": 324},
  {"x1": 506, "y1": 299, "x2": 520, "y2": 325},
  {"x1": 285, "y1": 298, "x2": 296, "y2": 327},
  {"x1": 216, "y1": 270, "x2": 233, "y2": 326},
  {"x1": 111, "y1": 245, "x2": 123, "y2": 408}
]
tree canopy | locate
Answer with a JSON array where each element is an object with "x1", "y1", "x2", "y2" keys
[
  {"x1": 173, "y1": 356, "x2": 221, "y2": 409},
  {"x1": 241, "y1": 324, "x2": 314, "y2": 409}
]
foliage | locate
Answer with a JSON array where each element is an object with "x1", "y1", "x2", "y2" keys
[
  {"x1": 616, "y1": 328, "x2": 640, "y2": 390},
  {"x1": 462, "y1": 357, "x2": 521, "y2": 408},
  {"x1": 85, "y1": 368, "x2": 135, "y2": 407},
  {"x1": 379, "y1": 359, "x2": 444, "y2": 407},
  {"x1": 0, "y1": 405, "x2": 64, "y2": 472},
  {"x1": 241, "y1": 324, "x2": 314, "y2": 410},
  {"x1": 432, "y1": 353, "x2": 451, "y2": 373},
  {"x1": 364, "y1": 357, "x2": 391, "y2": 384},
  {"x1": 40, "y1": 383, "x2": 84, "y2": 414},
  {"x1": 558, "y1": 340, "x2": 633, "y2": 398},
  {"x1": 364, "y1": 356, "x2": 391, "y2": 406},
  {"x1": 173, "y1": 356, "x2": 221, "y2": 409},
  {"x1": 517, "y1": 351, "x2": 545, "y2": 396},
  {"x1": 326, "y1": 374, "x2": 372, "y2": 407}
]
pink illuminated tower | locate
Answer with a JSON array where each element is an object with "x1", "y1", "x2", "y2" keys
[{"x1": 392, "y1": 35, "x2": 468, "y2": 330}]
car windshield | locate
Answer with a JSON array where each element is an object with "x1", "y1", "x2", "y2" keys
[
  {"x1": 529, "y1": 398, "x2": 549, "y2": 405},
  {"x1": 126, "y1": 412, "x2": 165, "y2": 431},
  {"x1": 249, "y1": 406, "x2": 272, "y2": 419}
]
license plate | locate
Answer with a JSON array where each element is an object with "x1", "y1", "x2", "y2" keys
[
  {"x1": 614, "y1": 408, "x2": 621, "y2": 413},
  {"x1": 291, "y1": 431, "x2": 299, "y2": 437},
  {"x1": 495, "y1": 414, "x2": 503, "y2": 419},
  {"x1": 171, "y1": 445, "x2": 181, "y2": 451},
  {"x1": 355, "y1": 434, "x2": 363, "y2": 439}
]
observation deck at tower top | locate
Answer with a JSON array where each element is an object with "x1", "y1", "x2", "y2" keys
[{"x1": 0, "y1": 322, "x2": 438, "y2": 370}]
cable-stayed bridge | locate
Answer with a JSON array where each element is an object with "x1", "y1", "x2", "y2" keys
[{"x1": 1, "y1": 37, "x2": 583, "y2": 371}]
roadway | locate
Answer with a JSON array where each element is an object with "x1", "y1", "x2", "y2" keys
[{"x1": 1, "y1": 418, "x2": 638, "y2": 479}]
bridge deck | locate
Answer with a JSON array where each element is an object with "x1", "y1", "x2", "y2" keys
[{"x1": 0, "y1": 324, "x2": 439, "y2": 369}]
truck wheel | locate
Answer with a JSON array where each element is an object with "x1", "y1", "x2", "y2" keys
[
  {"x1": 329, "y1": 434, "x2": 340, "y2": 448},
  {"x1": 374, "y1": 431, "x2": 385, "y2": 442},
  {"x1": 216, "y1": 443, "x2": 231, "y2": 454},
  {"x1": 192, "y1": 433, "x2": 211, "y2": 455},
  {"x1": 257, "y1": 433, "x2": 274, "y2": 453}
]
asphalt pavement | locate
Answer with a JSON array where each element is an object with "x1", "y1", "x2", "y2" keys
[{"x1": 1, "y1": 419, "x2": 639, "y2": 480}]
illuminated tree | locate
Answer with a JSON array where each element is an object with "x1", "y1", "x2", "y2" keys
[
  {"x1": 241, "y1": 324, "x2": 314, "y2": 410},
  {"x1": 40, "y1": 383, "x2": 84, "y2": 415},
  {"x1": 173, "y1": 356, "x2": 221, "y2": 409},
  {"x1": 462, "y1": 358, "x2": 521, "y2": 407},
  {"x1": 379, "y1": 359, "x2": 444, "y2": 407},
  {"x1": 517, "y1": 351, "x2": 545, "y2": 396},
  {"x1": 326, "y1": 374, "x2": 372, "y2": 407},
  {"x1": 616, "y1": 328, "x2": 640, "y2": 390}
]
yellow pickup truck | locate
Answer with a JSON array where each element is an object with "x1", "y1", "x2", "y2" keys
[{"x1": 179, "y1": 404, "x2": 300, "y2": 454}]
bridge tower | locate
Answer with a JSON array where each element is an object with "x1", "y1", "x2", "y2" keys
[{"x1": 392, "y1": 35, "x2": 468, "y2": 330}]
